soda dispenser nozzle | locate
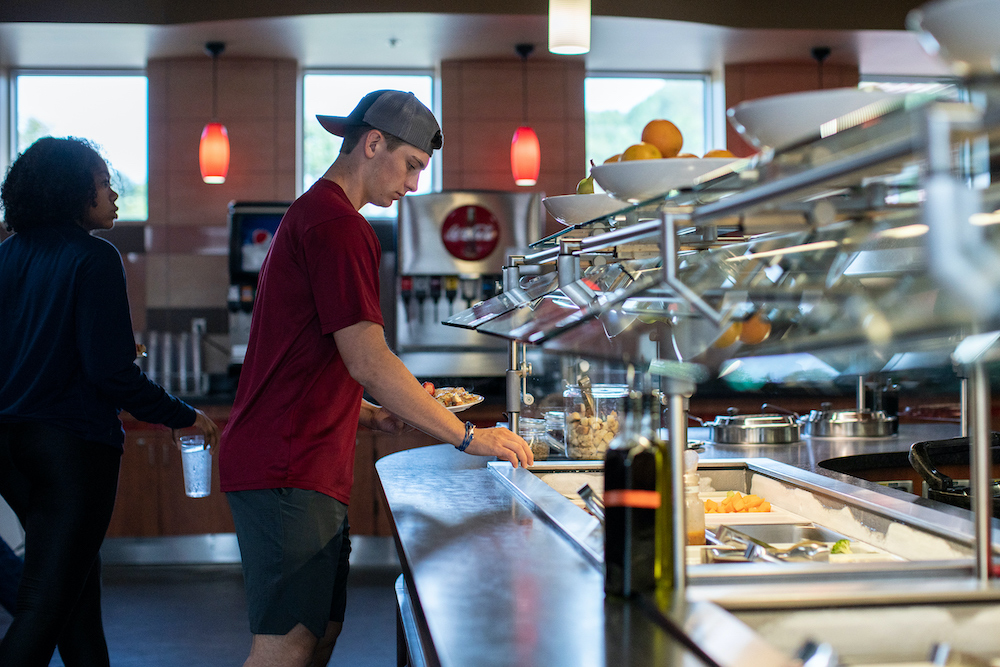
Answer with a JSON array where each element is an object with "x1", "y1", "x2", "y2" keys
[
  {"x1": 429, "y1": 276, "x2": 442, "y2": 321},
  {"x1": 444, "y1": 276, "x2": 459, "y2": 315},
  {"x1": 413, "y1": 276, "x2": 430, "y2": 324},
  {"x1": 400, "y1": 276, "x2": 414, "y2": 324}
]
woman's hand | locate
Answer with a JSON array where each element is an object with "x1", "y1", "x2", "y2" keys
[{"x1": 172, "y1": 408, "x2": 220, "y2": 448}]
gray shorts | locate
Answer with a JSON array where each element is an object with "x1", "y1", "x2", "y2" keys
[{"x1": 227, "y1": 488, "x2": 351, "y2": 638}]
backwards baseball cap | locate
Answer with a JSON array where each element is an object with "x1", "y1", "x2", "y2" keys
[{"x1": 317, "y1": 90, "x2": 443, "y2": 156}]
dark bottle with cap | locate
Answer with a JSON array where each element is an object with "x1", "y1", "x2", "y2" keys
[{"x1": 604, "y1": 387, "x2": 661, "y2": 598}]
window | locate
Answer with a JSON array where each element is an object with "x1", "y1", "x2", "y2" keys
[
  {"x1": 302, "y1": 72, "x2": 434, "y2": 219},
  {"x1": 584, "y1": 74, "x2": 710, "y2": 168},
  {"x1": 15, "y1": 73, "x2": 148, "y2": 221}
]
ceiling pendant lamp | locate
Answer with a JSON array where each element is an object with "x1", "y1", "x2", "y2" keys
[
  {"x1": 511, "y1": 44, "x2": 540, "y2": 187},
  {"x1": 548, "y1": 0, "x2": 591, "y2": 55},
  {"x1": 199, "y1": 41, "x2": 229, "y2": 184}
]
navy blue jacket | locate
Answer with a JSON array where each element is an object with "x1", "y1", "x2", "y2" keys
[{"x1": 0, "y1": 223, "x2": 195, "y2": 449}]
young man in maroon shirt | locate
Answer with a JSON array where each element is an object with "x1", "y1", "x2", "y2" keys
[{"x1": 219, "y1": 90, "x2": 532, "y2": 667}]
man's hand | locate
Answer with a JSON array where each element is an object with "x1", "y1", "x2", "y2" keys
[
  {"x1": 368, "y1": 406, "x2": 410, "y2": 435},
  {"x1": 464, "y1": 426, "x2": 533, "y2": 468}
]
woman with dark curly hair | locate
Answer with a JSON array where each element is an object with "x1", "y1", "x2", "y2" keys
[{"x1": 0, "y1": 136, "x2": 219, "y2": 666}]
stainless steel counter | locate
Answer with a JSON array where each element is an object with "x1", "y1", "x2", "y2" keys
[
  {"x1": 375, "y1": 422, "x2": 993, "y2": 667},
  {"x1": 377, "y1": 444, "x2": 794, "y2": 667}
]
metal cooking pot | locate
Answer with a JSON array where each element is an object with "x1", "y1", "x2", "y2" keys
[
  {"x1": 908, "y1": 434, "x2": 1000, "y2": 514},
  {"x1": 799, "y1": 407, "x2": 898, "y2": 437},
  {"x1": 705, "y1": 408, "x2": 800, "y2": 445}
]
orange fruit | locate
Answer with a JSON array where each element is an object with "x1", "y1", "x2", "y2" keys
[
  {"x1": 712, "y1": 321, "x2": 742, "y2": 348},
  {"x1": 603, "y1": 153, "x2": 621, "y2": 163},
  {"x1": 676, "y1": 153, "x2": 698, "y2": 158},
  {"x1": 641, "y1": 119, "x2": 683, "y2": 158},
  {"x1": 620, "y1": 142, "x2": 662, "y2": 161},
  {"x1": 703, "y1": 149, "x2": 736, "y2": 158},
  {"x1": 738, "y1": 313, "x2": 771, "y2": 344}
]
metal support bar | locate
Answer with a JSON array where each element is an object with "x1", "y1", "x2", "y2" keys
[
  {"x1": 665, "y1": 383, "x2": 694, "y2": 595},
  {"x1": 661, "y1": 211, "x2": 724, "y2": 326},
  {"x1": 557, "y1": 239, "x2": 583, "y2": 287},
  {"x1": 691, "y1": 134, "x2": 915, "y2": 224},
  {"x1": 968, "y1": 362, "x2": 993, "y2": 585}
]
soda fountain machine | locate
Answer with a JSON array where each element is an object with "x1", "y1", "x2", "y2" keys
[
  {"x1": 395, "y1": 191, "x2": 543, "y2": 379},
  {"x1": 226, "y1": 201, "x2": 290, "y2": 369}
]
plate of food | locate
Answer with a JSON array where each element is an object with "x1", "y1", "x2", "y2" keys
[{"x1": 424, "y1": 383, "x2": 485, "y2": 412}]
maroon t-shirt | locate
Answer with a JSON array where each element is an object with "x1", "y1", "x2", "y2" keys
[{"x1": 219, "y1": 179, "x2": 384, "y2": 503}]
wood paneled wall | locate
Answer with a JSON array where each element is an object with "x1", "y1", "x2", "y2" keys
[
  {"x1": 132, "y1": 56, "x2": 297, "y2": 339},
  {"x1": 441, "y1": 57, "x2": 586, "y2": 236}
]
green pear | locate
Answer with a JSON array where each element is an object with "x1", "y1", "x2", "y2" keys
[{"x1": 576, "y1": 159, "x2": 597, "y2": 195}]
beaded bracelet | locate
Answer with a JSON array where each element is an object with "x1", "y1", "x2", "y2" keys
[{"x1": 458, "y1": 421, "x2": 475, "y2": 452}]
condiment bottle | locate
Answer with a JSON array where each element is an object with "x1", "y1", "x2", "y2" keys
[
  {"x1": 683, "y1": 449, "x2": 705, "y2": 545},
  {"x1": 604, "y1": 382, "x2": 661, "y2": 598}
]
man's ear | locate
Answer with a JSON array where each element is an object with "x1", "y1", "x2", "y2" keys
[{"x1": 364, "y1": 129, "x2": 383, "y2": 157}]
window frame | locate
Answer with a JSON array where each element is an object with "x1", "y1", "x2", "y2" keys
[
  {"x1": 10, "y1": 67, "x2": 149, "y2": 222},
  {"x1": 583, "y1": 69, "x2": 717, "y2": 167},
  {"x1": 300, "y1": 68, "x2": 439, "y2": 219}
]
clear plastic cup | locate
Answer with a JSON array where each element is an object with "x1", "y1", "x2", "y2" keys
[{"x1": 179, "y1": 435, "x2": 211, "y2": 498}]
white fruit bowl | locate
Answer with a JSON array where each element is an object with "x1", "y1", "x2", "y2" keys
[
  {"x1": 591, "y1": 157, "x2": 737, "y2": 203},
  {"x1": 727, "y1": 88, "x2": 903, "y2": 150},
  {"x1": 908, "y1": 0, "x2": 1000, "y2": 76},
  {"x1": 542, "y1": 193, "x2": 628, "y2": 226}
]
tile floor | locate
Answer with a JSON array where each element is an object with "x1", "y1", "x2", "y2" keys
[{"x1": 0, "y1": 537, "x2": 402, "y2": 667}]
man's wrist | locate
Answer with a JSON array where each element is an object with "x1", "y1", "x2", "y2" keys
[{"x1": 458, "y1": 421, "x2": 475, "y2": 452}]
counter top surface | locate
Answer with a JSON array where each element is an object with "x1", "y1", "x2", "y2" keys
[{"x1": 375, "y1": 422, "x2": 974, "y2": 667}]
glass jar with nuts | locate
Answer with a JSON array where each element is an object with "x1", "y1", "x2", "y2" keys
[{"x1": 563, "y1": 384, "x2": 628, "y2": 460}]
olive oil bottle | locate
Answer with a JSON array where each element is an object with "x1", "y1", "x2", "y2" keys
[{"x1": 604, "y1": 383, "x2": 662, "y2": 598}]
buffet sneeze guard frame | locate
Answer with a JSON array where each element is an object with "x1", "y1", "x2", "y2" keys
[{"x1": 439, "y1": 86, "x2": 1000, "y2": 594}]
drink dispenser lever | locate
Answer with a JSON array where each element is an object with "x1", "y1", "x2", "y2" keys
[
  {"x1": 429, "y1": 276, "x2": 442, "y2": 321},
  {"x1": 400, "y1": 276, "x2": 413, "y2": 323},
  {"x1": 413, "y1": 276, "x2": 430, "y2": 324},
  {"x1": 461, "y1": 277, "x2": 479, "y2": 309},
  {"x1": 444, "y1": 276, "x2": 459, "y2": 315}
]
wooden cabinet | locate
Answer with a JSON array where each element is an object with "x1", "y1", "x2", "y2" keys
[
  {"x1": 108, "y1": 401, "x2": 508, "y2": 538},
  {"x1": 106, "y1": 405, "x2": 234, "y2": 538}
]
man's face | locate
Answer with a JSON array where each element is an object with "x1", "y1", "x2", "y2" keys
[{"x1": 366, "y1": 131, "x2": 430, "y2": 208}]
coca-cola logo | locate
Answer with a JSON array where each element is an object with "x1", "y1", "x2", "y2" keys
[{"x1": 441, "y1": 205, "x2": 500, "y2": 261}]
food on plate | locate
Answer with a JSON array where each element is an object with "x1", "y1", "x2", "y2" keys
[
  {"x1": 620, "y1": 142, "x2": 662, "y2": 161},
  {"x1": 566, "y1": 410, "x2": 620, "y2": 459},
  {"x1": 831, "y1": 538, "x2": 852, "y2": 554},
  {"x1": 703, "y1": 149, "x2": 736, "y2": 158},
  {"x1": 641, "y1": 119, "x2": 684, "y2": 158},
  {"x1": 433, "y1": 386, "x2": 481, "y2": 408},
  {"x1": 422, "y1": 381, "x2": 435, "y2": 396},
  {"x1": 676, "y1": 153, "x2": 698, "y2": 158},
  {"x1": 704, "y1": 491, "x2": 771, "y2": 513},
  {"x1": 603, "y1": 153, "x2": 622, "y2": 164}
]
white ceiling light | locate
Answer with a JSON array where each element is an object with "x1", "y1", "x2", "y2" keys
[{"x1": 548, "y1": 0, "x2": 591, "y2": 55}]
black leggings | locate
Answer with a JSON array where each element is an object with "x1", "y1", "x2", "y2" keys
[{"x1": 0, "y1": 421, "x2": 121, "y2": 667}]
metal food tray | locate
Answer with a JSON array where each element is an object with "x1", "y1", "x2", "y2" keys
[{"x1": 488, "y1": 456, "x2": 1000, "y2": 609}]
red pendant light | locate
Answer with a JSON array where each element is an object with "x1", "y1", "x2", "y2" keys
[
  {"x1": 511, "y1": 44, "x2": 540, "y2": 187},
  {"x1": 200, "y1": 122, "x2": 229, "y2": 184},
  {"x1": 511, "y1": 126, "x2": 540, "y2": 186},
  {"x1": 199, "y1": 42, "x2": 229, "y2": 185}
]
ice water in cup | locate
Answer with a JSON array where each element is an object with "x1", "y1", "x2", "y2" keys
[{"x1": 180, "y1": 435, "x2": 211, "y2": 498}]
